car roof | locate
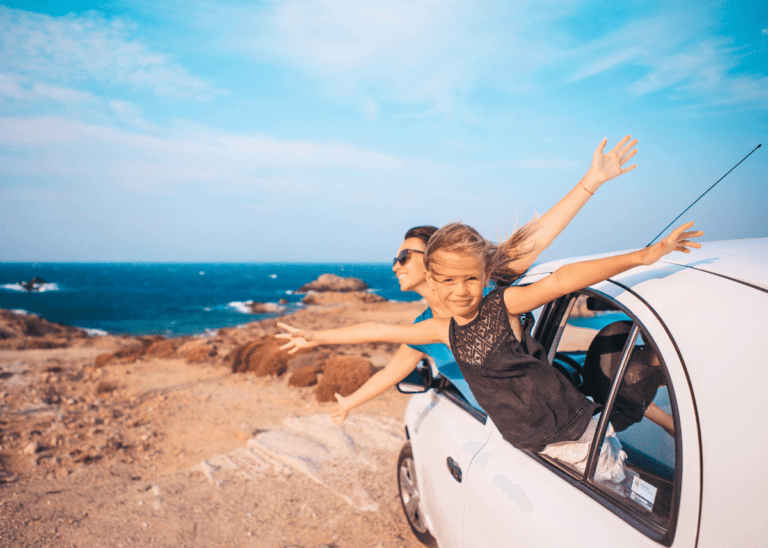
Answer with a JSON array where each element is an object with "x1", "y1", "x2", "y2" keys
[
  {"x1": 529, "y1": 237, "x2": 768, "y2": 292},
  {"x1": 657, "y1": 237, "x2": 768, "y2": 291}
]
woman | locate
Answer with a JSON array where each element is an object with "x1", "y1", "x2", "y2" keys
[{"x1": 330, "y1": 135, "x2": 639, "y2": 424}]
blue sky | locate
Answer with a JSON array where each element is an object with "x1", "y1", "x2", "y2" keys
[{"x1": 1, "y1": 0, "x2": 766, "y2": 262}]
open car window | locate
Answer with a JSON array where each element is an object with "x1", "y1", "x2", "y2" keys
[{"x1": 535, "y1": 291, "x2": 679, "y2": 543}]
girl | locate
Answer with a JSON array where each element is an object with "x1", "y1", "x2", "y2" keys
[
  {"x1": 329, "y1": 135, "x2": 639, "y2": 423},
  {"x1": 276, "y1": 220, "x2": 701, "y2": 459}
]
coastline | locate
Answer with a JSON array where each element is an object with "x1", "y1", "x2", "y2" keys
[{"x1": 0, "y1": 298, "x2": 428, "y2": 547}]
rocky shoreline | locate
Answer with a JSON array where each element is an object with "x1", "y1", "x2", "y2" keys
[{"x1": 0, "y1": 279, "x2": 427, "y2": 547}]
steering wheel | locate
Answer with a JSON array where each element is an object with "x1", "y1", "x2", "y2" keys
[{"x1": 553, "y1": 352, "x2": 584, "y2": 387}]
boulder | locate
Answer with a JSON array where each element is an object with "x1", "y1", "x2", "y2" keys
[
  {"x1": 0, "y1": 309, "x2": 86, "y2": 339},
  {"x1": 301, "y1": 291, "x2": 385, "y2": 305},
  {"x1": 297, "y1": 274, "x2": 368, "y2": 293}
]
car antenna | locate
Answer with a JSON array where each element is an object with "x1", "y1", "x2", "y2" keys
[{"x1": 647, "y1": 143, "x2": 762, "y2": 246}]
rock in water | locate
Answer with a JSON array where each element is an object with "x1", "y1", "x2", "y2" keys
[{"x1": 297, "y1": 274, "x2": 368, "y2": 293}]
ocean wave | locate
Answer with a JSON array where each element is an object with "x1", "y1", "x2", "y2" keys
[
  {"x1": 228, "y1": 300, "x2": 285, "y2": 315},
  {"x1": 82, "y1": 327, "x2": 109, "y2": 337},
  {"x1": 2, "y1": 282, "x2": 60, "y2": 293},
  {"x1": 269, "y1": 274, "x2": 277, "y2": 279}
]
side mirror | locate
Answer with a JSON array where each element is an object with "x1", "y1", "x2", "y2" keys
[{"x1": 397, "y1": 359, "x2": 434, "y2": 394}]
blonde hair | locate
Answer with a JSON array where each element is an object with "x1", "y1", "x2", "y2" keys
[{"x1": 424, "y1": 221, "x2": 537, "y2": 286}]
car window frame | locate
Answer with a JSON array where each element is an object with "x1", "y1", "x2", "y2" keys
[
  {"x1": 427, "y1": 362, "x2": 488, "y2": 424},
  {"x1": 528, "y1": 287, "x2": 683, "y2": 546}
]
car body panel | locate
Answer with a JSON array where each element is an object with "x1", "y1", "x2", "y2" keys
[
  {"x1": 608, "y1": 265, "x2": 768, "y2": 547},
  {"x1": 401, "y1": 238, "x2": 767, "y2": 547},
  {"x1": 405, "y1": 390, "x2": 493, "y2": 548}
]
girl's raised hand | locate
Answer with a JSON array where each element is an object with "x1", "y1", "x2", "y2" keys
[
  {"x1": 586, "y1": 135, "x2": 638, "y2": 191},
  {"x1": 643, "y1": 222, "x2": 704, "y2": 265},
  {"x1": 275, "y1": 322, "x2": 316, "y2": 354}
]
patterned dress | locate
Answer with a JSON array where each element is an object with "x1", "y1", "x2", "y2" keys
[{"x1": 449, "y1": 288, "x2": 599, "y2": 451}]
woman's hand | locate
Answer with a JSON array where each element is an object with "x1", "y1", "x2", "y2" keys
[
  {"x1": 331, "y1": 393, "x2": 351, "y2": 424},
  {"x1": 275, "y1": 322, "x2": 316, "y2": 354},
  {"x1": 583, "y1": 135, "x2": 638, "y2": 192},
  {"x1": 642, "y1": 222, "x2": 703, "y2": 265}
]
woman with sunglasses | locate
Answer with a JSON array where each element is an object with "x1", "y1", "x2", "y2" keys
[{"x1": 331, "y1": 135, "x2": 639, "y2": 424}]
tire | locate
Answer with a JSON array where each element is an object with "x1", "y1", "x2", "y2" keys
[{"x1": 397, "y1": 442, "x2": 437, "y2": 547}]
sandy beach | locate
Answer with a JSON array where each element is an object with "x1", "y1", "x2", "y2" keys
[{"x1": 0, "y1": 297, "x2": 429, "y2": 548}]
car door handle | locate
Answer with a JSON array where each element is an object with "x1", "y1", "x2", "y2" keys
[{"x1": 447, "y1": 456, "x2": 462, "y2": 483}]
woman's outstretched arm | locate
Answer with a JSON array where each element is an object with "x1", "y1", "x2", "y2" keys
[
  {"x1": 275, "y1": 318, "x2": 450, "y2": 354},
  {"x1": 504, "y1": 222, "x2": 703, "y2": 315},
  {"x1": 331, "y1": 344, "x2": 425, "y2": 424},
  {"x1": 506, "y1": 135, "x2": 639, "y2": 274}
]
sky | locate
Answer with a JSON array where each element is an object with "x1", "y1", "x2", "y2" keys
[{"x1": 1, "y1": 0, "x2": 766, "y2": 263}]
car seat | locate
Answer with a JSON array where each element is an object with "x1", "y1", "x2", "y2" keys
[{"x1": 581, "y1": 321, "x2": 666, "y2": 432}]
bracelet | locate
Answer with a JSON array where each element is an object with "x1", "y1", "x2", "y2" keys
[{"x1": 580, "y1": 181, "x2": 595, "y2": 195}]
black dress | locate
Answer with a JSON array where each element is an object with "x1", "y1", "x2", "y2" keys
[{"x1": 450, "y1": 288, "x2": 599, "y2": 451}]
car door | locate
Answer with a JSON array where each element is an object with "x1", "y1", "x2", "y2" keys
[
  {"x1": 460, "y1": 281, "x2": 701, "y2": 548},
  {"x1": 408, "y1": 380, "x2": 493, "y2": 548}
]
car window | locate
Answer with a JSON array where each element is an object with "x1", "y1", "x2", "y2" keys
[
  {"x1": 591, "y1": 331, "x2": 676, "y2": 529},
  {"x1": 540, "y1": 291, "x2": 679, "y2": 536}
]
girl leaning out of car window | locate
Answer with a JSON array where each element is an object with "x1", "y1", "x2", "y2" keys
[
  {"x1": 276, "y1": 220, "x2": 702, "y2": 489},
  {"x1": 325, "y1": 134, "x2": 641, "y2": 425}
]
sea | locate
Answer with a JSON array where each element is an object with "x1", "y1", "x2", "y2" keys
[{"x1": 0, "y1": 263, "x2": 420, "y2": 337}]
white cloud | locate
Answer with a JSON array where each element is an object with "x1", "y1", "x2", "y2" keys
[
  {"x1": 560, "y1": 10, "x2": 768, "y2": 109},
  {"x1": 0, "y1": 6, "x2": 218, "y2": 101},
  {"x1": 31, "y1": 82, "x2": 96, "y2": 104},
  {"x1": 229, "y1": 0, "x2": 548, "y2": 109},
  {"x1": 0, "y1": 114, "x2": 405, "y2": 189}
]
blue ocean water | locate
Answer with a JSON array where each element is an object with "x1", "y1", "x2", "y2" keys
[{"x1": 0, "y1": 263, "x2": 421, "y2": 336}]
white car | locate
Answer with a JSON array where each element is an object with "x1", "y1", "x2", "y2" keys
[{"x1": 396, "y1": 238, "x2": 768, "y2": 548}]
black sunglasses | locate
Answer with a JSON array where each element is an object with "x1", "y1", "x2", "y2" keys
[{"x1": 393, "y1": 249, "x2": 425, "y2": 266}]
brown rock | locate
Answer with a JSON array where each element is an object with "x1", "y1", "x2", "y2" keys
[
  {"x1": 95, "y1": 381, "x2": 119, "y2": 395},
  {"x1": 0, "y1": 309, "x2": 87, "y2": 339},
  {"x1": 315, "y1": 356, "x2": 375, "y2": 402},
  {"x1": 94, "y1": 354, "x2": 113, "y2": 368},
  {"x1": 301, "y1": 291, "x2": 385, "y2": 305},
  {"x1": 297, "y1": 274, "x2": 368, "y2": 293}
]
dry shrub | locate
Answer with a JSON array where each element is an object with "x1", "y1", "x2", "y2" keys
[
  {"x1": 230, "y1": 338, "x2": 290, "y2": 376},
  {"x1": 289, "y1": 366, "x2": 319, "y2": 387},
  {"x1": 145, "y1": 339, "x2": 179, "y2": 359},
  {"x1": 110, "y1": 346, "x2": 144, "y2": 363},
  {"x1": 186, "y1": 346, "x2": 215, "y2": 362},
  {"x1": 316, "y1": 356, "x2": 374, "y2": 402},
  {"x1": 177, "y1": 339, "x2": 218, "y2": 363}
]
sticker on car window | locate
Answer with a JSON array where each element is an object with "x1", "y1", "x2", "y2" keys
[{"x1": 630, "y1": 476, "x2": 658, "y2": 512}]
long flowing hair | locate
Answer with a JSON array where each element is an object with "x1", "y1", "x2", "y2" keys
[{"x1": 424, "y1": 221, "x2": 537, "y2": 287}]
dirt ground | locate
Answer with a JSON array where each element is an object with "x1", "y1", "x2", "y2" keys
[{"x1": 0, "y1": 300, "x2": 428, "y2": 548}]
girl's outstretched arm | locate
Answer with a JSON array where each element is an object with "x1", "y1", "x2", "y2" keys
[
  {"x1": 331, "y1": 344, "x2": 425, "y2": 424},
  {"x1": 506, "y1": 135, "x2": 639, "y2": 274},
  {"x1": 275, "y1": 318, "x2": 450, "y2": 354},
  {"x1": 504, "y1": 222, "x2": 703, "y2": 315}
]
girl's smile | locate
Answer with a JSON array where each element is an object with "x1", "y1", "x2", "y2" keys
[{"x1": 426, "y1": 251, "x2": 488, "y2": 324}]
